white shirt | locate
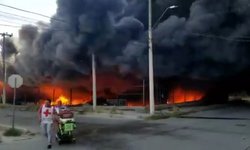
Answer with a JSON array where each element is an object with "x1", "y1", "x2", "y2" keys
[
  {"x1": 54, "y1": 106, "x2": 67, "y2": 114},
  {"x1": 41, "y1": 105, "x2": 53, "y2": 124}
]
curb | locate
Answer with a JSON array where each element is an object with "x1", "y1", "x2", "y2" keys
[
  {"x1": 78, "y1": 112, "x2": 148, "y2": 120},
  {"x1": 0, "y1": 124, "x2": 35, "y2": 143},
  {"x1": 179, "y1": 116, "x2": 250, "y2": 120},
  {"x1": 0, "y1": 124, "x2": 28, "y2": 132}
]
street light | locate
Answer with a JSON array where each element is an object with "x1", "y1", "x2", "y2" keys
[
  {"x1": 0, "y1": 32, "x2": 12, "y2": 105},
  {"x1": 153, "y1": 5, "x2": 178, "y2": 29},
  {"x1": 148, "y1": 2, "x2": 178, "y2": 115},
  {"x1": 92, "y1": 53, "x2": 96, "y2": 111}
]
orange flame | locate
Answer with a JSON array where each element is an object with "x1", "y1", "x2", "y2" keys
[
  {"x1": 51, "y1": 95, "x2": 70, "y2": 105},
  {"x1": 39, "y1": 84, "x2": 91, "y2": 106},
  {"x1": 169, "y1": 86, "x2": 204, "y2": 104}
]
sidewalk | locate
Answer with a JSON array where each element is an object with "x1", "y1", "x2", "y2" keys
[
  {"x1": 0, "y1": 123, "x2": 37, "y2": 144},
  {"x1": 78, "y1": 111, "x2": 149, "y2": 120}
]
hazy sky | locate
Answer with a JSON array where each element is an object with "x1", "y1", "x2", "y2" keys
[{"x1": 0, "y1": 0, "x2": 57, "y2": 37}]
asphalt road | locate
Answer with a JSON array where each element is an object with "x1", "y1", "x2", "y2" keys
[{"x1": 0, "y1": 105, "x2": 250, "y2": 150}]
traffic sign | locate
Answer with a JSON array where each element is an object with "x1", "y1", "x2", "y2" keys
[{"x1": 8, "y1": 74, "x2": 23, "y2": 88}]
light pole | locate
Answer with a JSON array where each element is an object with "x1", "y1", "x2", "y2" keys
[
  {"x1": 0, "y1": 32, "x2": 12, "y2": 104},
  {"x1": 153, "y1": 5, "x2": 178, "y2": 29},
  {"x1": 92, "y1": 53, "x2": 97, "y2": 111},
  {"x1": 148, "y1": 2, "x2": 178, "y2": 115}
]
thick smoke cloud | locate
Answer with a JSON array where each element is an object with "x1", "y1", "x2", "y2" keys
[
  {"x1": 0, "y1": 38, "x2": 17, "y2": 59},
  {"x1": 152, "y1": 0, "x2": 250, "y2": 78},
  {"x1": 12, "y1": 0, "x2": 250, "y2": 84},
  {"x1": 15, "y1": 0, "x2": 145, "y2": 84}
]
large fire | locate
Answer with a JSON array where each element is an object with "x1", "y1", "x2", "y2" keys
[
  {"x1": 168, "y1": 86, "x2": 205, "y2": 104},
  {"x1": 39, "y1": 84, "x2": 91, "y2": 106},
  {"x1": 52, "y1": 95, "x2": 70, "y2": 105},
  {"x1": 0, "y1": 75, "x2": 207, "y2": 106}
]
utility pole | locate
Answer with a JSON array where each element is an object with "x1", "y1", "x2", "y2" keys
[
  {"x1": 143, "y1": 79, "x2": 145, "y2": 106},
  {"x1": 148, "y1": 3, "x2": 178, "y2": 114},
  {"x1": 92, "y1": 53, "x2": 97, "y2": 111},
  {"x1": 148, "y1": 0, "x2": 155, "y2": 115},
  {"x1": 52, "y1": 88, "x2": 55, "y2": 102},
  {"x1": 70, "y1": 88, "x2": 72, "y2": 105},
  {"x1": 0, "y1": 32, "x2": 13, "y2": 104}
]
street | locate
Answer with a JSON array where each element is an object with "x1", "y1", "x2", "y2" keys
[{"x1": 0, "y1": 105, "x2": 250, "y2": 150}]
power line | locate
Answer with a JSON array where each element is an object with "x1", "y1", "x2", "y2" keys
[
  {"x1": 0, "y1": 23, "x2": 72, "y2": 32},
  {"x1": 0, "y1": 17, "x2": 34, "y2": 26},
  {"x1": 0, "y1": 3, "x2": 66, "y2": 23},
  {"x1": 0, "y1": 10, "x2": 42, "y2": 23},
  {"x1": 0, "y1": 23, "x2": 21, "y2": 28},
  {"x1": 0, "y1": 14, "x2": 37, "y2": 24},
  {"x1": 1, "y1": 4, "x2": 249, "y2": 43},
  {"x1": 189, "y1": 32, "x2": 250, "y2": 42}
]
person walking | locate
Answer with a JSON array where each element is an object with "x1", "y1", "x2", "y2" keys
[
  {"x1": 53, "y1": 100, "x2": 68, "y2": 139},
  {"x1": 38, "y1": 99, "x2": 54, "y2": 149}
]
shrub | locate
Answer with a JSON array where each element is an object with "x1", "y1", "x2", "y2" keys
[{"x1": 3, "y1": 128, "x2": 22, "y2": 137}]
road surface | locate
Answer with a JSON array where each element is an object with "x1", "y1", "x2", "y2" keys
[{"x1": 0, "y1": 104, "x2": 250, "y2": 150}]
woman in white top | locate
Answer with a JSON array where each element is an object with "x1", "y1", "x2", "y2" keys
[{"x1": 38, "y1": 99, "x2": 54, "y2": 149}]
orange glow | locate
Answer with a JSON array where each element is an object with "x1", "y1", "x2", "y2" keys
[
  {"x1": 52, "y1": 95, "x2": 70, "y2": 105},
  {"x1": 39, "y1": 84, "x2": 91, "y2": 106},
  {"x1": 169, "y1": 86, "x2": 204, "y2": 104},
  {"x1": 127, "y1": 101, "x2": 145, "y2": 107}
]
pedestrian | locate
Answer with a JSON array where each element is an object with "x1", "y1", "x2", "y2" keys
[
  {"x1": 54, "y1": 100, "x2": 67, "y2": 114},
  {"x1": 53, "y1": 100, "x2": 67, "y2": 140},
  {"x1": 38, "y1": 99, "x2": 54, "y2": 149}
]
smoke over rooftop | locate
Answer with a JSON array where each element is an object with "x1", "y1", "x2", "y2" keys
[{"x1": 4, "y1": 0, "x2": 250, "y2": 84}]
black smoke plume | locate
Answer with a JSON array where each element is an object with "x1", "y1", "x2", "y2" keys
[{"x1": 11, "y1": 0, "x2": 250, "y2": 84}]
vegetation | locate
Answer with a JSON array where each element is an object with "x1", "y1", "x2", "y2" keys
[
  {"x1": 145, "y1": 113, "x2": 170, "y2": 120},
  {"x1": 96, "y1": 107, "x2": 105, "y2": 113},
  {"x1": 110, "y1": 107, "x2": 118, "y2": 114},
  {"x1": 0, "y1": 104, "x2": 11, "y2": 109},
  {"x1": 145, "y1": 106, "x2": 196, "y2": 120},
  {"x1": 144, "y1": 107, "x2": 149, "y2": 113},
  {"x1": 25, "y1": 104, "x2": 40, "y2": 111},
  {"x1": 78, "y1": 106, "x2": 93, "y2": 114},
  {"x1": 3, "y1": 128, "x2": 22, "y2": 137},
  {"x1": 0, "y1": 104, "x2": 7, "y2": 109},
  {"x1": 110, "y1": 107, "x2": 123, "y2": 115}
]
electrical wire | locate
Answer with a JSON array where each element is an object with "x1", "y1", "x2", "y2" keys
[
  {"x1": 0, "y1": 3, "x2": 66, "y2": 23},
  {"x1": 0, "y1": 10, "x2": 42, "y2": 23},
  {"x1": 189, "y1": 32, "x2": 250, "y2": 43}
]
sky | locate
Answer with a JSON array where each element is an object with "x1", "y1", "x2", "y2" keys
[{"x1": 0, "y1": 0, "x2": 57, "y2": 37}]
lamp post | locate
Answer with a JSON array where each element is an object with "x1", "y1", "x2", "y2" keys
[
  {"x1": 153, "y1": 5, "x2": 178, "y2": 29},
  {"x1": 0, "y1": 32, "x2": 13, "y2": 104},
  {"x1": 148, "y1": 1, "x2": 178, "y2": 115},
  {"x1": 92, "y1": 53, "x2": 97, "y2": 111}
]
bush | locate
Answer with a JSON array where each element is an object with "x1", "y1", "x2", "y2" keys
[
  {"x1": 0, "y1": 104, "x2": 10, "y2": 109},
  {"x1": 96, "y1": 108, "x2": 104, "y2": 113},
  {"x1": 110, "y1": 107, "x2": 117, "y2": 114},
  {"x1": 78, "y1": 107, "x2": 93, "y2": 114},
  {"x1": 25, "y1": 104, "x2": 40, "y2": 112},
  {"x1": 145, "y1": 113, "x2": 170, "y2": 120},
  {"x1": 3, "y1": 128, "x2": 22, "y2": 137}
]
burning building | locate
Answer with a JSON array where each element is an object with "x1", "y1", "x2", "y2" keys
[{"x1": 1, "y1": 0, "x2": 250, "y2": 106}]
